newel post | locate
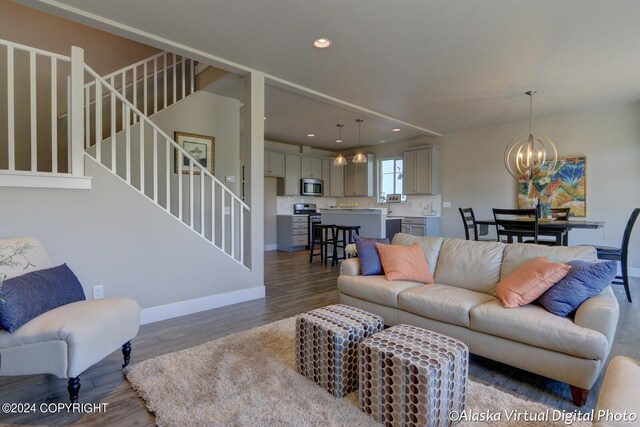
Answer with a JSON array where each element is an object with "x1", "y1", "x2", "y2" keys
[{"x1": 70, "y1": 46, "x2": 85, "y2": 177}]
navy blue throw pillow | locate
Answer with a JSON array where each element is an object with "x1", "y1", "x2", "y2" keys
[
  {"x1": 354, "y1": 235, "x2": 390, "y2": 275},
  {"x1": 538, "y1": 260, "x2": 617, "y2": 317},
  {"x1": 0, "y1": 264, "x2": 86, "y2": 333}
]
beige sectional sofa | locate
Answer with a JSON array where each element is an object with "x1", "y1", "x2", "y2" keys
[{"x1": 338, "y1": 233, "x2": 620, "y2": 406}]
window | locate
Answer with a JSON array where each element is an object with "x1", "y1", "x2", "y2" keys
[{"x1": 378, "y1": 157, "x2": 405, "y2": 203}]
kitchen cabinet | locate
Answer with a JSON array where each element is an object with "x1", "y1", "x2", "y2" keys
[
  {"x1": 276, "y1": 215, "x2": 308, "y2": 251},
  {"x1": 400, "y1": 216, "x2": 442, "y2": 237},
  {"x1": 277, "y1": 154, "x2": 301, "y2": 196},
  {"x1": 344, "y1": 154, "x2": 374, "y2": 197},
  {"x1": 322, "y1": 159, "x2": 331, "y2": 190},
  {"x1": 264, "y1": 151, "x2": 285, "y2": 177},
  {"x1": 403, "y1": 146, "x2": 440, "y2": 195},
  {"x1": 301, "y1": 156, "x2": 323, "y2": 179},
  {"x1": 329, "y1": 162, "x2": 344, "y2": 197}
]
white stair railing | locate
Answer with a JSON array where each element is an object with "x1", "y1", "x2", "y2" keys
[
  {"x1": 0, "y1": 38, "x2": 83, "y2": 176},
  {"x1": 83, "y1": 64, "x2": 249, "y2": 267},
  {"x1": 81, "y1": 51, "x2": 196, "y2": 149}
]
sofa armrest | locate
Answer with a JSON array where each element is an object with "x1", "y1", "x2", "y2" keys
[
  {"x1": 574, "y1": 286, "x2": 619, "y2": 345},
  {"x1": 340, "y1": 258, "x2": 361, "y2": 276}
]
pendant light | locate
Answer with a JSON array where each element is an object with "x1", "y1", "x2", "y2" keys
[
  {"x1": 504, "y1": 91, "x2": 557, "y2": 181},
  {"x1": 333, "y1": 124, "x2": 347, "y2": 166},
  {"x1": 352, "y1": 119, "x2": 367, "y2": 164}
]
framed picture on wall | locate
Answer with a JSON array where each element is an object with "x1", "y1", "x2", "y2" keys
[{"x1": 174, "y1": 131, "x2": 215, "y2": 175}]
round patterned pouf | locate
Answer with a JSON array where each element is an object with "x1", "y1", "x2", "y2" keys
[
  {"x1": 295, "y1": 304, "x2": 384, "y2": 398},
  {"x1": 359, "y1": 324, "x2": 468, "y2": 427}
]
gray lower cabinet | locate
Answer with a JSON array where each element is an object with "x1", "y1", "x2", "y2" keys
[
  {"x1": 400, "y1": 216, "x2": 442, "y2": 237},
  {"x1": 277, "y1": 215, "x2": 308, "y2": 251}
]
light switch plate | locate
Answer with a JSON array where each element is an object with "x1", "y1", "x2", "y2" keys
[
  {"x1": 225, "y1": 175, "x2": 235, "y2": 183},
  {"x1": 443, "y1": 202, "x2": 452, "y2": 208}
]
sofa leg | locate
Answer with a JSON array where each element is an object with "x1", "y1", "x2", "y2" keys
[
  {"x1": 122, "y1": 341, "x2": 132, "y2": 368},
  {"x1": 570, "y1": 385, "x2": 589, "y2": 406},
  {"x1": 68, "y1": 377, "x2": 81, "y2": 403}
]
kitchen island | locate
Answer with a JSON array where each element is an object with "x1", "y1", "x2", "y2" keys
[{"x1": 319, "y1": 208, "x2": 387, "y2": 238}]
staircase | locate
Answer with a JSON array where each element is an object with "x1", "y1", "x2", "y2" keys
[{"x1": 0, "y1": 39, "x2": 249, "y2": 269}]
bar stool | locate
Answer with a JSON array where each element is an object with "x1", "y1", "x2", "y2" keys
[
  {"x1": 309, "y1": 224, "x2": 337, "y2": 265},
  {"x1": 333, "y1": 225, "x2": 361, "y2": 266}
]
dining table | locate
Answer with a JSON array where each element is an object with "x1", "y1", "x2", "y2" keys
[{"x1": 475, "y1": 218, "x2": 604, "y2": 246}]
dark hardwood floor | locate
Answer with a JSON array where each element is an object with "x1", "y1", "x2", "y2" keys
[{"x1": 0, "y1": 250, "x2": 637, "y2": 425}]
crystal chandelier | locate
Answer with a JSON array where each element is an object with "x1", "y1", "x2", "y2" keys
[
  {"x1": 352, "y1": 119, "x2": 367, "y2": 164},
  {"x1": 504, "y1": 91, "x2": 557, "y2": 181},
  {"x1": 333, "y1": 124, "x2": 347, "y2": 166}
]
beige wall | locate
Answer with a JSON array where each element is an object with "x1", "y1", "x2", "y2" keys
[
  {"x1": 0, "y1": 0, "x2": 159, "y2": 171},
  {"x1": 264, "y1": 177, "x2": 278, "y2": 249},
  {"x1": 437, "y1": 102, "x2": 640, "y2": 269}
]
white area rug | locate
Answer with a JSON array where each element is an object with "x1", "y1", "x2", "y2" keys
[{"x1": 126, "y1": 317, "x2": 589, "y2": 426}]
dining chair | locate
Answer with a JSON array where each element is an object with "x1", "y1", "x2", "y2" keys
[
  {"x1": 459, "y1": 207, "x2": 494, "y2": 241},
  {"x1": 493, "y1": 208, "x2": 539, "y2": 244},
  {"x1": 589, "y1": 208, "x2": 639, "y2": 303},
  {"x1": 527, "y1": 207, "x2": 571, "y2": 246}
]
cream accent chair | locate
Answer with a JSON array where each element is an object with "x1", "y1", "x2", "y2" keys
[
  {"x1": 594, "y1": 356, "x2": 640, "y2": 426},
  {"x1": 0, "y1": 237, "x2": 140, "y2": 402},
  {"x1": 339, "y1": 234, "x2": 620, "y2": 406}
]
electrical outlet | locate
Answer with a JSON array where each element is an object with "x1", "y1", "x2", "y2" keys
[
  {"x1": 93, "y1": 285, "x2": 104, "y2": 299},
  {"x1": 443, "y1": 202, "x2": 452, "y2": 208}
]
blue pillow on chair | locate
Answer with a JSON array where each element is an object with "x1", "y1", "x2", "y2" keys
[
  {"x1": 354, "y1": 235, "x2": 390, "y2": 275},
  {"x1": 537, "y1": 260, "x2": 617, "y2": 317},
  {"x1": 0, "y1": 264, "x2": 86, "y2": 333}
]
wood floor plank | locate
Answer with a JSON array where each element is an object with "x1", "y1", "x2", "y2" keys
[{"x1": 0, "y1": 249, "x2": 637, "y2": 425}]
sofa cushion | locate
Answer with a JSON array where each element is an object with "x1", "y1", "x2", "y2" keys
[
  {"x1": 399, "y1": 284, "x2": 496, "y2": 327},
  {"x1": 354, "y1": 235, "x2": 389, "y2": 275},
  {"x1": 391, "y1": 233, "x2": 444, "y2": 274},
  {"x1": 0, "y1": 264, "x2": 86, "y2": 333},
  {"x1": 470, "y1": 300, "x2": 608, "y2": 360},
  {"x1": 538, "y1": 260, "x2": 618, "y2": 317},
  {"x1": 0, "y1": 237, "x2": 53, "y2": 281},
  {"x1": 501, "y1": 243, "x2": 597, "y2": 279},
  {"x1": 433, "y1": 238, "x2": 505, "y2": 295},
  {"x1": 337, "y1": 275, "x2": 423, "y2": 308},
  {"x1": 376, "y1": 243, "x2": 434, "y2": 284},
  {"x1": 595, "y1": 356, "x2": 640, "y2": 426},
  {"x1": 496, "y1": 257, "x2": 570, "y2": 308}
]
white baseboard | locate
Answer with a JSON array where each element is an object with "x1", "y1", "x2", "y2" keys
[
  {"x1": 264, "y1": 244, "x2": 278, "y2": 251},
  {"x1": 140, "y1": 286, "x2": 265, "y2": 325}
]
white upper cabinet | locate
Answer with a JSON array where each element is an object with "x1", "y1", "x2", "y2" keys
[
  {"x1": 403, "y1": 146, "x2": 440, "y2": 195},
  {"x1": 329, "y1": 161, "x2": 344, "y2": 197},
  {"x1": 264, "y1": 151, "x2": 285, "y2": 177},
  {"x1": 344, "y1": 155, "x2": 375, "y2": 197},
  {"x1": 301, "y1": 156, "x2": 323, "y2": 179}
]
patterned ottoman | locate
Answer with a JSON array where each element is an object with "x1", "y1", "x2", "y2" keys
[
  {"x1": 296, "y1": 304, "x2": 384, "y2": 397},
  {"x1": 359, "y1": 324, "x2": 468, "y2": 427}
]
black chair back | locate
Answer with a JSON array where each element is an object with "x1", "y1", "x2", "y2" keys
[
  {"x1": 459, "y1": 207, "x2": 479, "y2": 240},
  {"x1": 493, "y1": 208, "x2": 539, "y2": 244},
  {"x1": 622, "y1": 208, "x2": 640, "y2": 256}
]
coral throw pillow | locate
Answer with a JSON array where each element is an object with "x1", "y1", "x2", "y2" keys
[
  {"x1": 496, "y1": 257, "x2": 570, "y2": 308},
  {"x1": 375, "y1": 243, "x2": 434, "y2": 284}
]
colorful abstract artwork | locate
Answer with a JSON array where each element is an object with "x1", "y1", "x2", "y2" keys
[{"x1": 518, "y1": 156, "x2": 586, "y2": 217}]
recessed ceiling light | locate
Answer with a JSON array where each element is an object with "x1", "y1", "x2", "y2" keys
[
  {"x1": 307, "y1": 133, "x2": 315, "y2": 137},
  {"x1": 392, "y1": 128, "x2": 401, "y2": 132},
  {"x1": 336, "y1": 139, "x2": 342, "y2": 143},
  {"x1": 313, "y1": 38, "x2": 332, "y2": 48},
  {"x1": 379, "y1": 140, "x2": 386, "y2": 143},
  {"x1": 264, "y1": 117, "x2": 266, "y2": 120}
]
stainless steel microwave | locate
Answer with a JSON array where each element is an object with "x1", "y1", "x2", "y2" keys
[{"x1": 300, "y1": 178, "x2": 323, "y2": 196}]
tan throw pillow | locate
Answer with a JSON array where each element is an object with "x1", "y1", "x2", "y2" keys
[
  {"x1": 496, "y1": 257, "x2": 570, "y2": 308},
  {"x1": 375, "y1": 243, "x2": 435, "y2": 284}
]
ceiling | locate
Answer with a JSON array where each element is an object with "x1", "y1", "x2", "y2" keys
[{"x1": 23, "y1": 0, "x2": 640, "y2": 138}]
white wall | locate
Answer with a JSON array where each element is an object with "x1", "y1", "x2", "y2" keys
[
  {"x1": 264, "y1": 177, "x2": 278, "y2": 249},
  {"x1": 0, "y1": 158, "x2": 263, "y2": 313},
  {"x1": 438, "y1": 102, "x2": 640, "y2": 269}
]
